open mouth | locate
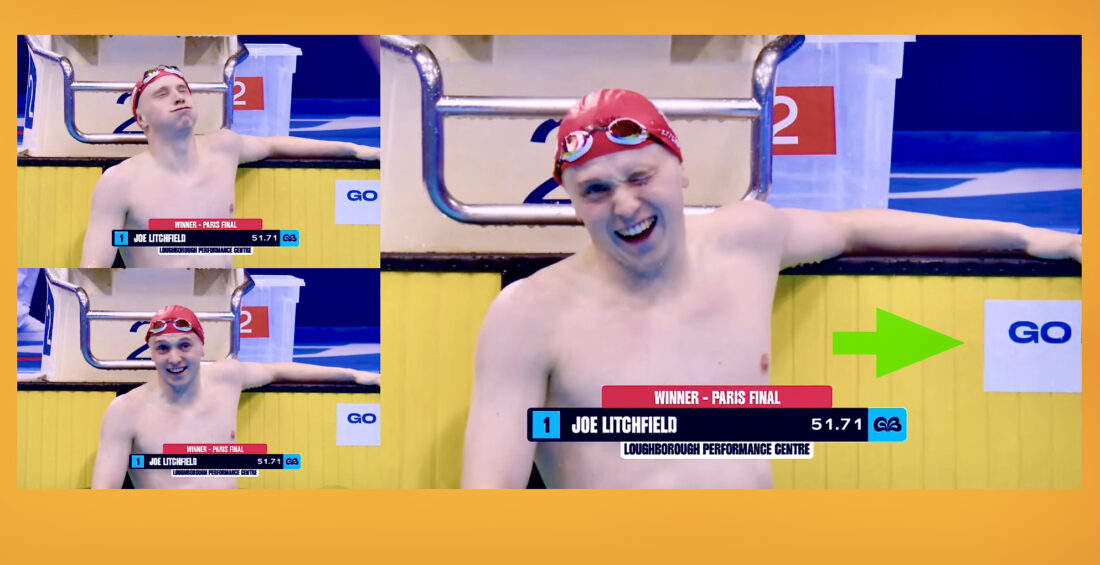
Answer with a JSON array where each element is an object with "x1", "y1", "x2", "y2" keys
[
  {"x1": 615, "y1": 216, "x2": 657, "y2": 243},
  {"x1": 167, "y1": 366, "x2": 186, "y2": 375}
]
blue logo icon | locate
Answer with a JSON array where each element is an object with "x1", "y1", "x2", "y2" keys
[
  {"x1": 283, "y1": 454, "x2": 302, "y2": 469},
  {"x1": 873, "y1": 417, "x2": 903, "y2": 432},
  {"x1": 130, "y1": 455, "x2": 144, "y2": 469},
  {"x1": 279, "y1": 230, "x2": 299, "y2": 247},
  {"x1": 868, "y1": 408, "x2": 907, "y2": 442}
]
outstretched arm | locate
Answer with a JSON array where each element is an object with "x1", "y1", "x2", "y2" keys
[
  {"x1": 778, "y1": 207, "x2": 1081, "y2": 269},
  {"x1": 91, "y1": 396, "x2": 135, "y2": 489},
  {"x1": 462, "y1": 280, "x2": 552, "y2": 489},
  {"x1": 81, "y1": 168, "x2": 128, "y2": 268},
  {"x1": 235, "y1": 132, "x2": 379, "y2": 164},
  {"x1": 235, "y1": 360, "x2": 379, "y2": 390}
]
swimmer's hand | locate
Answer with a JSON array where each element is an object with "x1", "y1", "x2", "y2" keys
[
  {"x1": 352, "y1": 370, "x2": 381, "y2": 386},
  {"x1": 1024, "y1": 228, "x2": 1081, "y2": 263},
  {"x1": 231, "y1": 130, "x2": 380, "y2": 163},
  {"x1": 353, "y1": 144, "x2": 380, "y2": 161},
  {"x1": 237, "y1": 361, "x2": 381, "y2": 389}
]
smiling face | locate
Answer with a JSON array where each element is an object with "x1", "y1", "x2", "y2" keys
[
  {"x1": 560, "y1": 143, "x2": 689, "y2": 276},
  {"x1": 134, "y1": 75, "x2": 196, "y2": 135},
  {"x1": 149, "y1": 333, "x2": 204, "y2": 389}
]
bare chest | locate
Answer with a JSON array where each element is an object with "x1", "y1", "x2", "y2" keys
[
  {"x1": 547, "y1": 263, "x2": 780, "y2": 407},
  {"x1": 123, "y1": 159, "x2": 238, "y2": 229},
  {"x1": 131, "y1": 390, "x2": 241, "y2": 453}
]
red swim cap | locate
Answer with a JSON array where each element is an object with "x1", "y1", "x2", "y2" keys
[
  {"x1": 131, "y1": 66, "x2": 192, "y2": 120},
  {"x1": 145, "y1": 305, "x2": 205, "y2": 344},
  {"x1": 554, "y1": 89, "x2": 683, "y2": 184}
]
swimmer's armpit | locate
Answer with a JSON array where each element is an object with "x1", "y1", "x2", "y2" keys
[
  {"x1": 81, "y1": 167, "x2": 129, "y2": 268},
  {"x1": 230, "y1": 129, "x2": 379, "y2": 164},
  {"x1": 462, "y1": 280, "x2": 552, "y2": 489},
  {"x1": 91, "y1": 395, "x2": 136, "y2": 489},
  {"x1": 779, "y1": 207, "x2": 1081, "y2": 266},
  {"x1": 238, "y1": 360, "x2": 379, "y2": 390}
]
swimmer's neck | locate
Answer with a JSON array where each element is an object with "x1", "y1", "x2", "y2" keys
[
  {"x1": 154, "y1": 373, "x2": 203, "y2": 405},
  {"x1": 583, "y1": 243, "x2": 693, "y2": 297},
  {"x1": 146, "y1": 128, "x2": 200, "y2": 172}
]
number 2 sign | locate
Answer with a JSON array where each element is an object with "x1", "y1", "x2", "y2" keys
[
  {"x1": 772, "y1": 86, "x2": 836, "y2": 156},
  {"x1": 240, "y1": 306, "x2": 270, "y2": 338},
  {"x1": 233, "y1": 77, "x2": 265, "y2": 110}
]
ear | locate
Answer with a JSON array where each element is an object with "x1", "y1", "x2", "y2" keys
[
  {"x1": 558, "y1": 169, "x2": 578, "y2": 200},
  {"x1": 134, "y1": 112, "x2": 148, "y2": 131}
]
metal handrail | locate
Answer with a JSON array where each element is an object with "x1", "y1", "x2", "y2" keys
[
  {"x1": 749, "y1": 36, "x2": 802, "y2": 201},
  {"x1": 381, "y1": 34, "x2": 804, "y2": 225},
  {"x1": 44, "y1": 269, "x2": 254, "y2": 370},
  {"x1": 24, "y1": 36, "x2": 247, "y2": 144}
]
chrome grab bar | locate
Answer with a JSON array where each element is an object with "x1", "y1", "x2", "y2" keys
[
  {"x1": 24, "y1": 36, "x2": 247, "y2": 144},
  {"x1": 381, "y1": 34, "x2": 804, "y2": 225},
  {"x1": 44, "y1": 269, "x2": 254, "y2": 370}
]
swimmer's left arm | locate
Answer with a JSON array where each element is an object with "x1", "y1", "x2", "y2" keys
[
  {"x1": 91, "y1": 396, "x2": 135, "y2": 489},
  {"x1": 228, "y1": 130, "x2": 380, "y2": 163},
  {"x1": 237, "y1": 360, "x2": 379, "y2": 389},
  {"x1": 778, "y1": 207, "x2": 1081, "y2": 268},
  {"x1": 81, "y1": 166, "x2": 129, "y2": 268}
]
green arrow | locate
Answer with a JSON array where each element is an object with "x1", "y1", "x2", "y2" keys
[{"x1": 833, "y1": 308, "x2": 963, "y2": 378}]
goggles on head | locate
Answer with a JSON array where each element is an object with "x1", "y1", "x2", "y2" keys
[
  {"x1": 148, "y1": 318, "x2": 194, "y2": 336},
  {"x1": 558, "y1": 117, "x2": 650, "y2": 166}
]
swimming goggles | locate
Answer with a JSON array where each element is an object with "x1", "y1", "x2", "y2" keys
[
  {"x1": 558, "y1": 117, "x2": 650, "y2": 165},
  {"x1": 138, "y1": 65, "x2": 185, "y2": 88},
  {"x1": 148, "y1": 318, "x2": 194, "y2": 335}
]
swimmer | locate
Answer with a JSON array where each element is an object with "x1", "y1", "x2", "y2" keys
[
  {"x1": 461, "y1": 89, "x2": 1081, "y2": 489},
  {"x1": 80, "y1": 66, "x2": 381, "y2": 269},
  {"x1": 91, "y1": 305, "x2": 379, "y2": 489}
]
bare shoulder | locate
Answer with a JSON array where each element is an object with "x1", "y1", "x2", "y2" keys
[
  {"x1": 479, "y1": 257, "x2": 577, "y2": 348},
  {"x1": 102, "y1": 384, "x2": 146, "y2": 428},
  {"x1": 199, "y1": 128, "x2": 242, "y2": 154},
  {"x1": 205, "y1": 358, "x2": 250, "y2": 388},
  {"x1": 96, "y1": 154, "x2": 145, "y2": 193},
  {"x1": 695, "y1": 199, "x2": 786, "y2": 255},
  {"x1": 705, "y1": 199, "x2": 784, "y2": 237},
  {"x1": 492, "y1": 258, "x2": 574, "y2": 320}
]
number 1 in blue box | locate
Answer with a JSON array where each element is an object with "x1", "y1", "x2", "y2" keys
[{"x1": 531, "y1": 411, "x2": 561, "y2": 439}]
